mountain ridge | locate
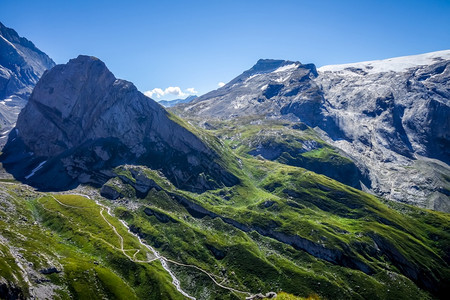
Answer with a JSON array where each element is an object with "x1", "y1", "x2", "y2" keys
[
  {"x1": 174, "y1": 50, "x2": 450, "y2": 212},
  {"x1": 318, "y1": 49, "x2": 450, "y2": 73}
]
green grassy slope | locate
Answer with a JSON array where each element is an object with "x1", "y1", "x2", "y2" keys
[
  {"x1": 0, "y1": 183, "x2": 183, "y2": 299},
  {"x1": 109, "y1": 159, "x2": 448, "y2": 299},
  {"x1": 191, "y1": 117, "x2": 364, "y2": 188},
  {"x1": 1, "y1": 117, "x2": 449, "y2": 300}
]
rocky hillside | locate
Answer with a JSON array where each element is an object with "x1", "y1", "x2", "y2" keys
[
  {"x1": 180, "y1": 59, "x2": 320, "y2": 119},
  {"x1": 1, "y1": 156, "x2": 449, "y2": 299},
  {"x1": 0, "y1": 55, "x2": 238, "y2": 192},
  {"x1": 0, "y1": 22, "x2": 55, "y2": 141},
  {"x1": 175, "y1": 51, "x2": 450, "y2": 212}
]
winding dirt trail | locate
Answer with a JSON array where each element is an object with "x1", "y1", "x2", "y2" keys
[
  {"x1": 0, "y1": 182, "x2": 263, "y2": 299},
  {"x1": 48, "y1": 192, "x2": 255, "y2": 299}
]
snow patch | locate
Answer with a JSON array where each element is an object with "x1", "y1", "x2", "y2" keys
[
  {"x1": 275, "y1": 75, "x2": 291, "y2": 83},
  {"x1": 25, "y1": 161, "x2": 47, "y2": 179},
  {"x1": 273, "y1": 63, "x2": 299, "y2": 73},
  {"x1": 0, "y1": 35, "x2": 18, "y2": 51},
  {"x1": 245, "y1": 74, "x2": 260, "y2": 82}
]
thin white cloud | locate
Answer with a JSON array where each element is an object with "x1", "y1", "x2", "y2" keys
[
  {"x1": 144, "y1": 86, "x2": 198, "y2": 99},
  {"x1": 165, "y1": 86, "x2": 184, "y2": 96},
  {"x1": 144, "y1": 88, "x2": 164, "y2": 98},
  {"x1": 218, "y1": 82, "x2": 226, "y2": 87},
  {"x1": 186, "y1": 87, "x2": 198, "y2": 94}
]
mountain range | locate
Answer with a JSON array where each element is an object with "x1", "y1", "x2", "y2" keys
[
  {"x1": 175, "y1": 51, "x2": 450, "y2": 212},
  {"x1": 0, "y1": 22, "x2": 449, "y2": 300}
]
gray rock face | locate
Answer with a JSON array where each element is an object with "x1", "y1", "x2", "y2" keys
[
  {"x1": 1, "y1": 55, "x2": 238, "y2": 192},
  {"x1": 177, "y1": 51, "x2": 450, "y2": 211},
  {"x1": 0, "y1": 22, "x2": 55, "y2": 141},
  {"x1": 317, "y1": 51, "x2": 450, "y2": 211},
  {"x1": 181, "y1": 59, "x2": 320, "y2": 120}
]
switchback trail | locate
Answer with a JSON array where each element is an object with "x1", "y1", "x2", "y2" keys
[{"x1": 48, "y1": 192, "x2": 255, "y2": 299}]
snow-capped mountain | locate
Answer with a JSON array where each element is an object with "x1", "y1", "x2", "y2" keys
[
  {"x1": 176, "y1": 50, "x2": 450, "y2": 212},
  {"x1": 0, "y1": 22, "x2": 55, "y2": 141}
]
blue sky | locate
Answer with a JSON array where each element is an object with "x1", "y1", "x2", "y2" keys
[{"x1": 1, "y1": 0, "x2": 450, "y2": 100}]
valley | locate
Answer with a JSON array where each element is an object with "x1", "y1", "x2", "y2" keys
[
  {"x1": 1, "y1": 152, "x2": 449, "y2": 299},
  {"x1": 0, "y1": 21, "x2": 449, "y2": 300}
]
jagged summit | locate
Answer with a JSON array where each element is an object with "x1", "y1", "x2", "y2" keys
[
  {"x1": 1, "y1": 55, "x2": 238, "y2": 192},
  {"x1": 245, "y1": 59, "x2": 300, "y2": 75},
  {"x1": 225, "y1": 59, "x2": 317, "y2": 87},
  {"x1": 182, "y1": 58, "x2": 319, "y2": 119}
]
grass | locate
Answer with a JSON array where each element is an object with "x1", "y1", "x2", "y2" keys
[
  {"x1": 105, "y1": 159, "x2": 442, "y2": 299},
  {"x1": 0, "y1": 185, "x2": 183, "y2": 299},
  {"x1": 195, "y1": 117, "x2": 363, "y2": 188},
  {"x1": 1, "y1": 116, "x2": 449, "y2": 299}
]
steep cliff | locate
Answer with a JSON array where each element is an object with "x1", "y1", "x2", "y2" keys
[{"x1": 1, "y1": 55, "x2": 238, "y2": 192}]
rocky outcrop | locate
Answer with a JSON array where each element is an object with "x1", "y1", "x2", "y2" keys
[
  {"x1": 100, "y1": 180, "x2": 124, "y2": 200},
  {"x1": 1, "y1": 55, "x2": 238, "y2": 192},
  {"x1": 117, "y1": 168, "x2": 162, "y2": 196},
  {"x1": 39, "y1": 267, "x2": 61, "y2": 275},
  {"x1": 0, "y1": 278, "x2": 24, "y2": 300},
  {"x1": 0, "y1": 22, "x2": 55, "y2": 142},
  {"x1": 246, "y1": 292, "x2": 277, "y2": 300},
  {"x1": 205, "y1": 244, "x2": 227, "y2": 260},
  {"x1": 144, "y1": 207, "x2": 177, "y2": 223},
  {"x1": 176, "y1": 50, "x2": 450, "y2": 212}
]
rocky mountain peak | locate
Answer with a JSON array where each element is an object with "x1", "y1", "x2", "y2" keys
[
  {"x1": 0, "y1": 22, "x2": 50, "y2": 63},
  {"x1": 2, "y1": 56, "x2": 239, "y2": 192},
  {"x1": 231, "y1": 59, "x2": 316, "y2": 84},
  {"x1": 29, "y1": 55, "x2": 116, "y2": 119},
  {"x1": 250, "y1": 59, "x2": 298, "y2": 73},
  {"x1": 179, "y1": 58, "x2": 319, "y2": 120}
]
